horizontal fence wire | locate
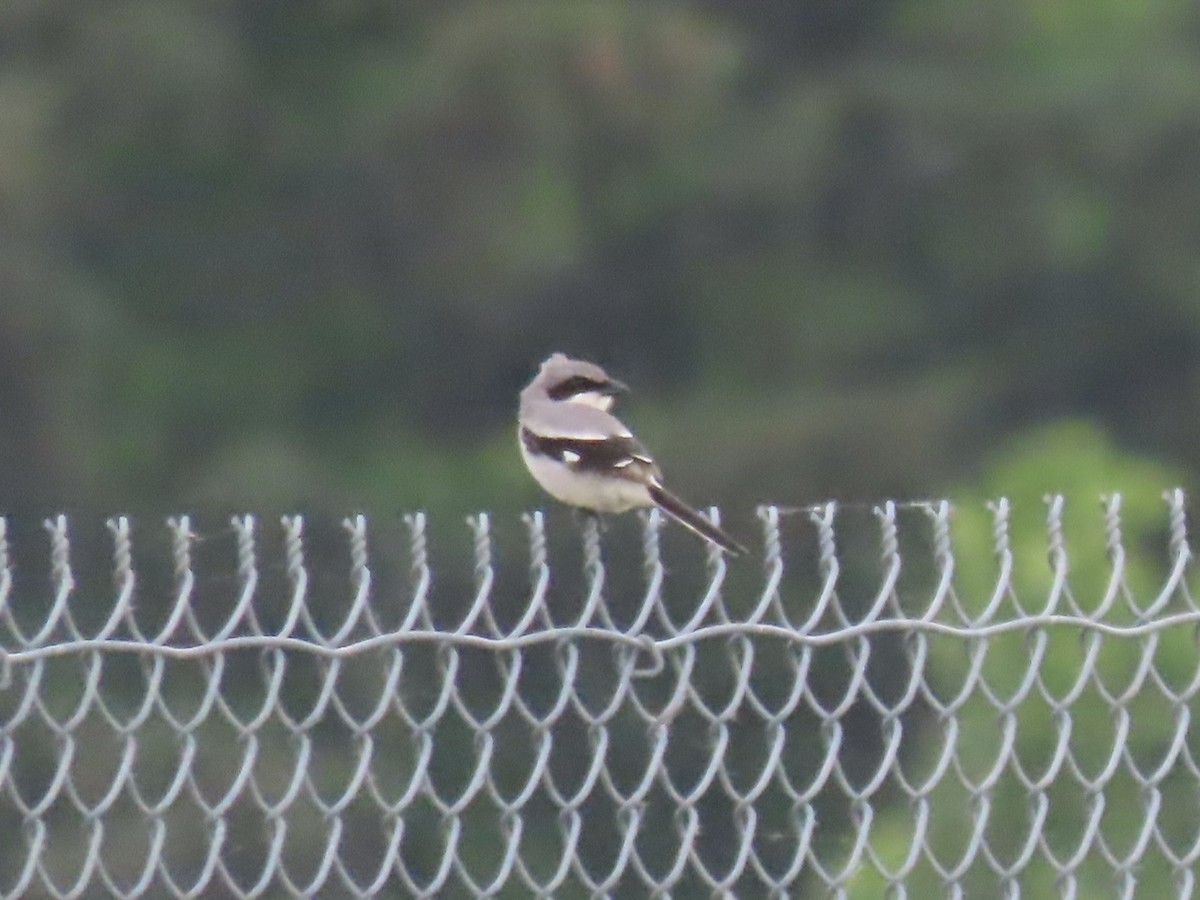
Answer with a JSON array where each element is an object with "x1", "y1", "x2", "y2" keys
[{"x1": 1, "y1": 491, "x2": 1198, "y2": 897}]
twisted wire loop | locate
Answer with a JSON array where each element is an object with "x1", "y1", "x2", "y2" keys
[{"x1": 1, "y1": 492, "x2": 1199, "y2": 897}]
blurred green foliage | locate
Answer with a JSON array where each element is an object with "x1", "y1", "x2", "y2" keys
[
  {"x1": 2, "y1": 0, "x2": 1199, "y2": 519},
  {"x1": 2, "y1": 0, "x2": 1200, "y2": 892}
]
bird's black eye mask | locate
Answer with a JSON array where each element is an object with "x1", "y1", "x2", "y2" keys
[{"x1": 547, "y1": 375, "x2": 620, "y2": 402}]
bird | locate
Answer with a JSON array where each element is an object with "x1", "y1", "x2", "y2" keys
[{"x1": 518, "y1": 353, "x2": 746, "y2": 555}]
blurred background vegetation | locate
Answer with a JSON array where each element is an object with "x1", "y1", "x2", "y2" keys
[
  {"x1": 4, "y1": 0, "x2": 1200, "y2": 894},
  {"x1": 5, "y1": 0, "x2": 1200, "y2": 520}
]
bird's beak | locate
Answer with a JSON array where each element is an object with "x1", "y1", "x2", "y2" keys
[{"x1": 603, "y1": 378, "x2": 629, "y2": 396}]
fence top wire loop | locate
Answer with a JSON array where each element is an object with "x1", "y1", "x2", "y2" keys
[
  {"x1": 2, "y1": 491, "x2": 1199, "y2": 897},
  {"x1": 0, "y1": 491, "x2": 1196, "y2": 666}
]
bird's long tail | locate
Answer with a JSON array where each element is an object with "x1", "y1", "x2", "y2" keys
[{"x1": 647, "y1": 483, "x2": 747, "y2": 556}]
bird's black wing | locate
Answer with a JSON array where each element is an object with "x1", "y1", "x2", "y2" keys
[{"x1": 520, "y1": 427, "x2": 656, "y2": 478}]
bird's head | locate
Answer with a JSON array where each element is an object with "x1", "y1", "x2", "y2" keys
[{"x1": 528, "y1": 353, "x2": 628, "y2": 411}]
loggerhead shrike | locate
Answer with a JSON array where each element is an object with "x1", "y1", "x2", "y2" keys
[{"x1": 518, "y1": 353, "x2": 746, "y2": 555}]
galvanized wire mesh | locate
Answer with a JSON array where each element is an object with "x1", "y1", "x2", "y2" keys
[{"x1": 2, "y1": 492, "x2": 1199, "y2": 898}]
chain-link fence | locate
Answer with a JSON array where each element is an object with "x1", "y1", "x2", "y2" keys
[{"x1": 1, "y1": 492, "x2": 1198, "y2": 898}]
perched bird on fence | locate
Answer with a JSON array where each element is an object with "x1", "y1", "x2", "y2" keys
[{"x1": 518, "y1": 353, "x2": 746, "y2": 555}]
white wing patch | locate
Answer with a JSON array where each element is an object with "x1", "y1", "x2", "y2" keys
[{"x1": 562, "y1": 449, "x2": 581, "y2": 464}]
